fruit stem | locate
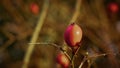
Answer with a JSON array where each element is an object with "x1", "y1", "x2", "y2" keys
[
  {"x1": 71, "y1": 51, "x2": 75, "y2": 68},
  {"x1": 71, "y1": 59, "x2": 74, "y2": 68},
  {"x1": 78, "y1": 56, "x2": 87, "y2": 68}
]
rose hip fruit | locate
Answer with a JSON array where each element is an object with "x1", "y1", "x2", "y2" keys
[
  {"x1": 56, "y1": 53, "x2": 70, "y2": 68},
  {"x1": 107, "y1": 2, "x2": 119, "y2": 13},
  {"x1": 64, "y1": 23, "x2": 82, "y2": 47},
  {"x1": 30, "y1": 3, "x2": 39, "y2": 15}
]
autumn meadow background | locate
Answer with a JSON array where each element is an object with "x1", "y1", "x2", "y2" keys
[{"x1": 0, "y1": 0, "x2": 120, "y2": 68}]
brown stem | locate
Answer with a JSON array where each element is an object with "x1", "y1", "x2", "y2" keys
[
  {"x1": 87, "y1": 59, "x2": 91, "y2": 68},
  {"x1": 79, "y1": 52, "x2": 107, "y2": 68},
  {"x1": 29, "y1": 42, "x2": 72, "y2": 61},
  {"x1": 79, "y1": 56, "x2": 87, "y2": 68},
  {"x1": 71, "y1": 51, "x2": 75, "y2": 68},
  {"x1": 62, "y1": 51, "x2": 72, "y2": 62}
]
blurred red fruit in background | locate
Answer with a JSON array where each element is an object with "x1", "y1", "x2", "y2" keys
[
  {"x1": 30, "y1": 3, "x2": 39, "y2": 15},
  {"x1": 107, "y1": 2, "x2": 119, "y2": 13}
]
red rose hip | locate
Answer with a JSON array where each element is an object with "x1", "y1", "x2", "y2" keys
[
  {"x1": 30, "y1": 3, "x2": 39, "y2": 15},
  {"x1": 107, "y1": 2, "x2": 119, "y2": 13},
  {"x1": 64, "y1": 23, "x2": 82, "y2": 47},
  {"x1": 56, "y1": 52, "x2": 70, "y2": 68}
]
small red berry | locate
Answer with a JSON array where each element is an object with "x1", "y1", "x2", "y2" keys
[
  {"x1": 107, "y1": 2, "x2": 119, "y2": 13},
  {"x1": 56, "y1": 53, "x2": 70, "y2": 68},
  {"x1": 64, "y1": 23, "x2": 82, "y2": 47},
  {"x1": 30, "y1": 3, "x2": 39, "y2": 15}
]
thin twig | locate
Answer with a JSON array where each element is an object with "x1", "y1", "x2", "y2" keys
[
  {"x1": 22, "y1": 0, "x2": 49, "y2": 68},
  {"x1": 62, "y1": 51, "x2": 72, "y2": 61},
  {"x1": 28, "y1": 42, "x2": 72, "y2": 61},
  {"x1": 74, "y1": 45, "x2": 81, "y2": 57},
  {"x1": 87, "y1": 53, "x2": 106, "y2": 59},
  {"x1": 87, "y1": 59, "x2": 91, "y2": 68},
  {"x1": 28, "y1": 43, "x2": 59, "y2": 48},
  {"x1": 71, "y1": 45, "x2": 81, "y2": 68},
  {"x1": 79, "y1": 56, "x2": 87, "y2": 68},
  {"x1": 79, "y1": 53, "x2": 107, "y2": 68}
]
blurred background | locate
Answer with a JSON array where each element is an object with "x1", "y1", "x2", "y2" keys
[{"x1": 0, "y1": 0, "x2": 120, "y2": 68}]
